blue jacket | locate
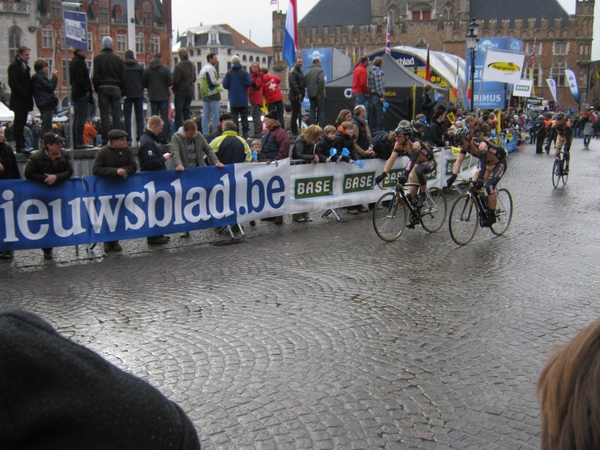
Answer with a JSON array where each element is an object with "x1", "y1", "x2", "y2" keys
[
  {"x1": 138, "y1": 129, "x2": 167, "y2": 171},
  {"x1": 223, "y1": 63, "x2": 251, "y2": 108},
  {"x1": 31, "y1": 73, "x2": 58, "y2": 110}
]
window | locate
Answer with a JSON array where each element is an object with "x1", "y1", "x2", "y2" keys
[
  {"x1": 62, "y1": 60, "x2": 68, "y2": 83},
  {"x1": 136, "y1": 34, "x2": 144, "y2": 54},
  {"x1": 143, "y1": 11, "x2": 151, "y2": 26},
  {"x1": 42, "y1": 28, "x2": 53, "y2": 48},
  {"x1": 8, "y1": 27, "x2": 21, "y2": 61},
  {"x1": 210, "y1": 47, "x2": 218, "y2": 54},
  {"x1": 46, "y1": 58, "x2": 54, "y2": 74},
  {"x1": 242, "y1": 55, "x2": 247, "y2": 62},
  {"x1": 527, "y1": 42, "x2": 540, "y2": 55},
  {"x1": 116, "y1": 34, "x2": 127, "y2": 52},
  {"x1": 99, "y1": 6, "x2": 109, "y2": 23},
  {"x1": 262, "y1": 57, "x2": 267, "y2": 64},
  {"x1": 525, "y1": 61, "x2": 541, "y2": 86},
  {"x1": 50, "y1": 1, "x2": 61, "y2": 18},
  {"x1": 149, "y1": 34, "x2": 160, "y2": 53},
  {"x1": 196, "y1": 62, "x2": 201, "y2": 73},
  {"x1": 209, "y1": 33, "x2": 217, "y2": 45},
  {"x1": 441, "y1": 5, "x2": 454, "y2": 21},
  {"x1": 554, "y1": 42, "x2": 567, "y2": 55},
  {"x1": 552, "y1": 59, "x2": 566, "y2": 86},
  {"x1": 88, "y1": 32, "x2": 93, "y2": 51},
  {"x1": 249, "y1": 56, "x2": 253, "y2": 62},
  {"x1": 189, "y1": 50, "x2": 193, "y2": 56},
  {"x1": 173, "y1": 57, "x2": 178, "y2": 65},
  {"x1": 412, "y1": 10, "x2": 430, "y2": 20}
]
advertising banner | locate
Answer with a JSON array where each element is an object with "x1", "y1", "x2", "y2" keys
[
  {"x1": 482, "y1": 49, "x2": 526, "y2": 85},
  {"x1": 0, "y1": 151, "x2": 480, "y2": 251},
  {"x1": 63, "y1": 11, "x2": 88, "y2": 51},
  {"x1": 564, "y1": 69, "x2": 580, "y2": 103},
  {"x1": 546, "y1": 78, "x2": 558, "y2": 103},
  {"x1": 512, "y1": 79, "x2": 533, "y2": 98}
]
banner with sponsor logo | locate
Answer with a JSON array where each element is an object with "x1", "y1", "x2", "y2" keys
[
  {"x1": 0, "y1": 152, "x2": 481, "y2": 251},
  {"x1": 512, "y1": 79, "x2": 533, "y2": 98},
  {"x1": 564, "y1": 69, "x2": 580, "y2": 104},
  {"x1": 546, "y1": 78, "x2": 558, "y2": 104},
  {"x1": 482, "y1": 49, "x2": 526, "y2": 85}
]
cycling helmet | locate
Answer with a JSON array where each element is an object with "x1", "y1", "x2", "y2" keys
[
  {"x1": 451, "y1": 127, "x2": 470, "y2": 145},
  {"x1": 394, "y1": 124, "x2": 413, "y2": 136},
  {"x1": 555, "y1": 112, "x2": 565, "y2": 120}
]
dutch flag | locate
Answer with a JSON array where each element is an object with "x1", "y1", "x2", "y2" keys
[{"x1": 283, "y1": 0, "x2": 298, "y2": 68}]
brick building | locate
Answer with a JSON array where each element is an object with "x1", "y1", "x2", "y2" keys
[
  {"x1": 272, "y1": 0, "x2": 595, "y2": 108},
  {"x1": 36, "y1": 0, "x2": 172, "y2": 109}
]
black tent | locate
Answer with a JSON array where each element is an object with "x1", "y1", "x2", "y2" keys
[{"x1": 325, "y1": 53, "x2": 448, "y2": 130}]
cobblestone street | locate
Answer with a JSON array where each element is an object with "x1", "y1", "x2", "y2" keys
[{"x1": 2, "y1": 140, "x2": 600, "y2": 449}]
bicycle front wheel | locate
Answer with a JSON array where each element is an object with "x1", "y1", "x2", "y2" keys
[
  {"x1": 552, "y1": 157, "x2": 564, "y2": 189},
  {"x1": 420, "y1": 187, "x2": 447, "y2": 233},
  {"x1": 449, "y1": 194, "x2": 479, "y2": 245},
  {"x1": 373, "y1": 192, "x2": 407, "y2": 242},
  {"x1": 491, "y1": 188, "x2": 513, "y2": 236}
]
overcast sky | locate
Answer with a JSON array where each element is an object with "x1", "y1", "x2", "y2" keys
[{"x1": 172, "y1": 0, "x2": 598, "y2": 59}]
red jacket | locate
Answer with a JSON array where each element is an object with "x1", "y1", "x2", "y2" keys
[
  {"x1": 263, "y1": 73, "x2": 283, "y2": 104},
  {"x1": 248, "y1": 71, "x2": 264, "y2": 105},
  {"x1": 352, "y1": 64, "x2": 369, "y2": 95}
]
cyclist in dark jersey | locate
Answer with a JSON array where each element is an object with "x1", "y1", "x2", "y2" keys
[
  {"x1": 551, "y1": 112, "x2": 572, "y2": 174},
  {"x1": 375, "y1": 121, "x2": 437, "y2": 226},
  {"x1": 446, "y1": 127, "x2": 507, "y2": 226}
]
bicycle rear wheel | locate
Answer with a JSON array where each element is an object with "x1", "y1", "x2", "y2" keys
[
  {"x1": 420, "y1": 187, "x2": 447, "y2": 233},
  {"x1": 373, "y1": 192, "x2": 407, "y2": 242},
  {"x1": 449, "y1": 193, "x2": 479, "y2": 245},
  {"x1": 491, "y1": 188, "x2": 513, "y2": 236}
]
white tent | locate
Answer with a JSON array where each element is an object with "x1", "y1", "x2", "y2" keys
[{"x1": 0, "y1": 102, "x2": 14, "y2": 122}]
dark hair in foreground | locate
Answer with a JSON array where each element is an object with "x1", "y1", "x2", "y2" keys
[{"x1": 538, "y1": 319, "x2": 600, "y2": 449}]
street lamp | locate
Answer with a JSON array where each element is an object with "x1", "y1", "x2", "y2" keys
[{"x1": 466, "y1": 18, "x2": 479, "y2": 111}]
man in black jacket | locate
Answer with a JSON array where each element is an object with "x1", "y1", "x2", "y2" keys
[
  {"x1": 69, "y1": 48, "x2": 94, "y2": 149},
  {"x1": 8, "y1": 46, "x2": 33, "y2": 155},
  {"x1": 288, "y1": 56, "x2": 305, "y2": 135},
  {"x1": 123, "y1": 50, "x2": 145, "y2": 145},
  {"x1": 173, "y1": 48, "x2": 196, "y2": 132},
  {"x1": 31, "y1": 59, "x2": 58, "y2": 136},
  {"x1": 145, "y1": 53, "x2": 173, "y2": 144},
  {"x1": 24, "y1": 133, "x2": 73, "y2": 260},
  {"x1": 92, "y1": 37, "x2": 126, "y2": 146},
  {"x1": 532, "y1": 114, "x2": 547, "y2": 154}
]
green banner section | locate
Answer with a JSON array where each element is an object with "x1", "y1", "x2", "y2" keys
[
  {"x1": 343, "y1": 172, "x2": 377, "y2": 193},
  {"x1": 295, "y1": 176, "x2": 334, "y2": 199}
]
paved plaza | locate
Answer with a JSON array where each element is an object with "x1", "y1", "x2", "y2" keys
[{"x1": 2, "y1": 139, "x2": 600, "y2": 449}]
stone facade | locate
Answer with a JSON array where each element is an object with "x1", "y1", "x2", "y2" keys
[
  {"x1": 0, "y1": 0, "x2": 39, "y2": 105},
  {"x1": 272, "y1": 0, "x2": 596, "y2": 109}
]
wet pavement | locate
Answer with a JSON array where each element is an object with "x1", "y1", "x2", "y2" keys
[{"x1": 2, "y1": 138, "x2": 600, "y2": 449}]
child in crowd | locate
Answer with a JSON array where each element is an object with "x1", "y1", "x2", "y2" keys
[
  {"x1": 250, "y1": 140, "x2": 265, "y2": 162},
  {"x1": 315, "y1": 125, "x2": 337, "y2": 162},
  {"x1": 333, "y1": 121, "x2": 359, "y2": 162}
]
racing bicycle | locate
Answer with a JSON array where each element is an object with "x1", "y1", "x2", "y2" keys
[
  {"x1": 448, "y1": 180, "x2": 513, "y2": 245},
  {"x1": 552, "y1": 147, "x2": 569, "y2": 189},
  {"x1": 373, "y1": 181, "x2": 447, "y2": 242}
]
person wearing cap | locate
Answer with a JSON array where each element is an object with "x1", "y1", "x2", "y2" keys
[
  {"x1": 123, "y1": 49, "x2": 146, "y2": 146},
  {"x1": 92, "y1": 129, "x2": 138, "y2": 252},
  {"x1": 223, "y1": 55, "x2": 252, "y2": 139},
  {"x1": 199, "y1": 52, "x2": 223, "y2": 137},
  {"x1": 69, "y1": 47, "x2": 94, "y2": 149},
  {"x1": 207, "y1": 113, "x2": 234, "y2": 143},
  {"x1": 24, "y1": 132, "x2": 73, "y2": 260},
  {"x1": 261, "y1": 111, "x2": 290, "y2": 225},
  {"x1": 92, "y1": 37, "x2": 126, "y2": 146},
  {"x1": 0, "y1": 309, "x2": 201, "y2": 450},
  {"x1": 145, "y1": 53, "x2": 173, "y2": 144},
  {"x1": 8, "y1": 46, "x2": 33, "y2": 155}
]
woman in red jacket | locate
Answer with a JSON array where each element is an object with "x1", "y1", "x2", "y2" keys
[
  {"x1": 248, "y1": 62, "x2": 264, "y2": 138},
  {"x1": 262, "y1": 68, "x2": 285, "y2": 126}
]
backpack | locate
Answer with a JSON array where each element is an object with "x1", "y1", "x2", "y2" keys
[{"x1": 370, "y1": 130, "x2": 393, "y2": 159}]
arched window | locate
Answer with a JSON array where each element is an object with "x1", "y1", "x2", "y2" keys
[
  {"x1": 242, "y1": 55, "x2": 247, "y2": 62},
  {"x1": 249, "y1": 56, "x2": 253, "y2": 62},
  {"x1": 441, "y1": 4, "x2": 454, "y2": 21},
  {"x1": 8, "y1": 27, "x2": 22, "y2": 61},
  {"x1": 262, "y1": 57, "x2": 267, "y2": 64},
  {"x1": 525, "y1": 60, "x2": 541, "y2": 86},
  {"x1": 551, "y1": 58, "x2": 566, "y2": 86},
  {"x1": 136, "y1": 32, "x2": 144, "y2": 54}
]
